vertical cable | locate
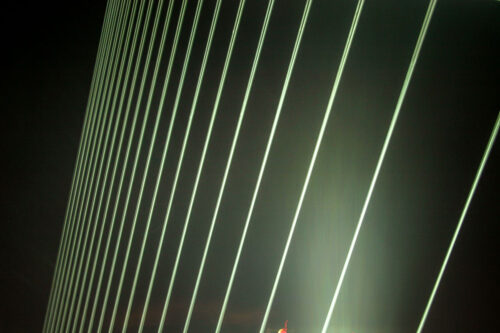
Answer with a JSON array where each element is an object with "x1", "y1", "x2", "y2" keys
[
  {"x1": 101, "y1": 0, "x2": 169, "y2": 332},
  {"x1": 141, "y1": 0, "x2": 226, "y2": 328},
  {"x1": 416, "y1": 112, "x2": 500, "y2": 332},
  {"x1": 260, "y1": 1, "x2": 364, "y2": 331},
  {"x1": 128, "y1": 0, "x2": 224, "y2": 330},
  {"x1": 321, "y1": 1, "x2": 438, "y2": 331},
  {"x1": 110, "y1": 0, "x2": 189, "y2": 329}
]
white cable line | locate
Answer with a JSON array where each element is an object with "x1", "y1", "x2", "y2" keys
[
  {"x1": 62, "y1": 1, "x2": 133, "y2": 331},
  {"x1": 321, "y1": 1, "x2": 437, "y2": 331},
  {"x1": 77, "y1": 0, "x2": 146, "y2": 330},
  {"x1": 42, "y1": 2, "x2": 114, "y2": 331},
  {"x1": 104, "y1": 0, "x2": 171, "y2": 330},
  {"x1": 70, "y1": 2, "x2": 139, "y2": 332},
  {"x1": 213, "y1": 0, "x2": 275, "y2": 330},
  {"x1": 105, "y1": 0, "x2": 175, "y2": 330},
  {"x1": 47, "y1": 1, "x2": 121, "y2": 331},
  {"x1": 85, "y1": 0, "x2": 153, "y2": 331},
  {"x1": 416, "y1": 112, "x2": 500, "y2": 332},
  {"x1": 180, "y1": 1, "x2": 247, "y2": 331},
  {"x1": 94, "y1": 0, "x2": 165, "y2": 330},
  {"x1": 258, "y1": 0, "x2": 362, "y2": 330}
]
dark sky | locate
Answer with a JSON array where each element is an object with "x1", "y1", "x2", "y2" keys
[{"x1": 1, "y1": 0, "x2": 499, "y2": 332}]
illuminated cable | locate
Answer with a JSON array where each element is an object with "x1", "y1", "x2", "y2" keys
[
  {"x1": 213, "y1": 1, "x2": 275, "y2": 329},
  {"x1": 104, "y1": 0, "x2": 175, "y2": 331},
  {"x1": 209, "y1": 0, "x2": 274, "y2": 330},
  {"x1": 93, "y1": 0, "x2": 164, "y2": 330},
  {"x1": 112, "y1": 0, "x2": 188, "y2": 329},
  {"x1": 179, "y1": 2, "x2": 254, "y2": 332},
  {"x1": 42, "y1": 3, "x2": 115, "y2": 331},
  {"x1": 126, "y1": 0, "x2": 224, "y2": 330},
  {"x1": 321, "y1": 1, "x2": 438, "y2": 331},
  {"x1": 70, "y1": 2, "x2": 139, "y2": 333},
  {"x1": 55, "y1": 0, "x2": 126, "y2": 322},
  {"x1": 63, "y1": 1, "x2": 135, "y2": 331},
  {"x1": 47, "y1": 2, "x2": 121, "y2": 331},
  {"x1": 416, "y1": 112, "x2": 500, "y2": 333},
  {"x1": 78, "y1": 0, "x2": 147, "y2": 331},
  {"x1": 260, "y1": 1, "x2": 364, "y2": 331},
  {"x1": 117, "y1": 0, "x2": 212, "y2": 330},
  {"x1": 85, "y1": 0, "x2": 153, "y2": 331}
]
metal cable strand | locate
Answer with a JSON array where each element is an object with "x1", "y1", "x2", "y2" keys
[
  {"x1": 41, "y1": 2, "x2": 115, "y2": 331},
  {"x1": 321, "y1": 1, "x2": 438, "y2": 331},
  {"x1": 77, "y1": 1, "x2": 145, "y2": 331},
  {"x1": 214, "y1": 1, "x2": 276, "y2": 330},
  {"x1": 85, "y1": 0, "x2": 153, "y2": 330},
  {"x1": 105, "y1": 0, "x2": 175, "y2": 330},
  {"x1": 179, "y1": 1, "x2": 248, "y2": 332},
  {"x1": 61, "y1": 2, "x2": 133, "y2": 331},
  {"x1": 416, "y1": 112, "x2": 499, "y2": 332},
  {"x1": 47, "y1": 1, "x2": 121, "y2": 331},
  {"x1": 63, "y1": 1, "x2": 136, "y2": 331},
  {"x1": 260, "y1": 1, "x2": 365, "y2": 331}
]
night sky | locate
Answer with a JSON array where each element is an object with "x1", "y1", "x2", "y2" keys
[{"x1": 2, "y1": 0, "x2": 499, "y2": 332}]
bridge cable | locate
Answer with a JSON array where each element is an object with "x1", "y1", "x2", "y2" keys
[
  {"x1": 180, "y1": 1, "x2": 248, "y2": 332},
  {"x1": 41, "y1": 2, "x2": 116, "y2": 331},
  {"x1": 214, "y1": 0, "x2": 276, "y2": 330},
  {"x1": 416, "y1": 112, "x2": 500, "y2": 333},
  {"x1": 321, "y1": 1, "x2": 438, "y2": 331},
  {"x1": 84, "y1": 0, "x2": 154, "y2": 331},
  {"x1": 47, "y1": 2, "x2": 121, "y2": 331}
]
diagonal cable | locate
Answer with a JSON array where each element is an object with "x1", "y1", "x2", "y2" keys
[
  {"x1": 416, "y1": 112, "x2": 500, "y2": 332},
  {"x1": 79, "y1": 0, "x2": 147, "y2": 330},
  {"x1": 213, "y1": 0, "x2": 275, "y2": 330},
  {"x1": 54, "y1": 0, "x2": 127, "y2": 327},
  {"x1": 104, "y1": 0, "x2": 175, "y2": 330},
  {"x1": 42, "y1": 2, "x2": 115, "y2": 331},
  {"x1": 180, "y1": 1, "x2": 259, "y2": 332},
  {"x1": 85, "y1": 0, "x2": 154, "y2": 331},
  {"x1": 70, "y1": 2, "x2": 140, "y2": 332},
  {"x1": 63, "y1": 1, "x2": 136, "y2": 331},
  {"x1": 321, "y1": 1, "x2": 438, "y2": 331},
  {"x1": 128, "y1": 0, "x2": 192, "y2": 330},
  {"x1": 260, "y1": 1, "x2": 364, "y2": 331},
  {"x1": 47, "y1": 1, "x2": 121, "y2": 331},
  {"x1": 93, "y1": 0, "x2": 166, "y2": 331},
  {"x1": 147, "y1": 0, "x2": 237, "y2": 329}
]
